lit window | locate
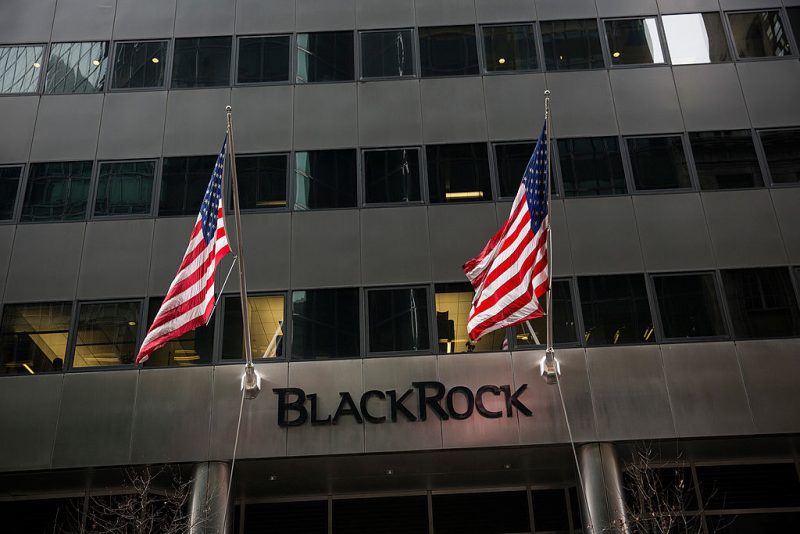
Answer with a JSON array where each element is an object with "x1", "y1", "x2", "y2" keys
[
  {"x1": 171, "y1": 37, "x2": 231, "y2": 88},
  {"x1": 0, "y1": 45, "x2": 44, "y2": 93},
  {"x1": 0, "y1": 302, "x2": 72, "y2": 375},
  {"x1": 363, "y1": 148, "x2": 422, "y2": 204},
  {"x1": 578, "y1": 274, "x2": 655, "y2": 346},
  {"x1": 604, "y1": 18, "x2": 665, "y2": 65},
  {"x1": 112, "y1": 40, "x2": 168, "y2": 89},
  {"x1": 296, "y1": 31, "x2": 354, "y2": 83},
  {"x1": 759, "y1": 129, "x2": 800, "y2": 184},
  {"x1": 427, "y1": 143, "x2": 492, "y2": 203},
  {"x1": 482, "y1": 24, "x2": 538, "y2": 72},
  {"x1": 72, "y1": 301, "x2": 141, "y2": 368},
  {"x1": 653, "y1": 273, "x2": 727, "y2": 339},
  {"x1": 0, "y1": 166, "x2": 22, "y2": 220},
  {"x1": 627, "y1": 136, "x2": 692, "y2": 190},
  {"x1": 222, "y1": 294, "x2": 285, "y2": 360},
  {"x1": 434, "y1": 283, "x2": 506, "y2": 353},
  {"x1": 360, "y1": 29, "x2": 415, "y2": 79},
  {"x1": 513, "y1": 280, "x2": 578, "y2": 348},
  {"x1": 294, "y1": 150, "x2": 357, "y2": 210},
  {"x1": 419, "y1": 26, "x2": 479, "y2": 77},
  {"x1": 235, "y1": 154, "x2": 288, "y2": 209},
  {"x1": 721, "y1": 268, "x2": 800, "y2": 339},
  {"x1": 368, "y1": 287, "x2": 430, "y2": 353},
  {"x1": 291, "y1": 289, "x2": 359, "y2": 359},
  {"x1": 728, "y1": 11, "x2": 791, "y2": 58},
  {"x1": 237, "y1": 35, "x2": 291, "y2": 84},
  {"x1": 662, "y1": 13, "x2": 730, "y2": 65},
  {"x1": 45, "y1": 41, "x2": 108, "y2": 94},
  {"x1": 558, "y1": 137, "x2": 626, "y2": 197},
  {"x1": 94, "y1": 160, "x2": 155, "y2": 216},
  {"x1": 144, "y1": 297, "x2": 214, "y2": 366},
  {"x1": 541, "y1": 19, "x2": 604, "y2": 71},
  {"x1": 689, "y1": 130, "x2": 763, "y2": 190},
  {"x1": 21, "y1": 161, "x2": 93, "y2": 222}
]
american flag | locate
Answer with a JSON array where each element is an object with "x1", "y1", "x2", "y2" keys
[
  {"x1": 463, "y1": 123, "x2": 549, "y2": 341},
  {"x1": 135, "y1": 137, "x2": 232, "y2": 364}
]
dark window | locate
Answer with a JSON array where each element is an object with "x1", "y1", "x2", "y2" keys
[
  {"x1": 653, "y1": 273, "x2": 727, "y2": 338},
  {"x1": 514, "y1": 280, "x2": 578, "y2": 347},
  {"x1": 495, "y1": 142, "x2": 536, "y2": 197},
  {"x1": 363, "y1": 148, "x2": 421, "y2": 204},
  {"x1": 605, "y1": 18, "x2": 665, "y2": 65},
  {"x1": 627, "y1": 136, "x2": 691, "y2": 190},
  {"x1": 112, "y1": 40, "x2": 167, "y2": 89},
  {"x1": 368, "y1": 287, "x2": 430, "y2": 353},
  {"x1": 144, "y1": 298, "x2": 214, "y2": 366},
  {"x1": 662, "y1": 13, "x2": 730, "y2": 64},
  {"x1": 235, "y1": 154, "x2": 287, "y2": 209},
  {"x1": 0, "y1": 166, "x2": 22, "y2": 220},
  {"x1": 689, "y1": 130, "x2": 763, "y2": 189},
  {"x1": 759, "y1": 129, "x2": 800, "y2": 184},
  {"x1": 72, "y1": 301, "x2": 141, "y2": 368},
  {"x1": 171, "y1": 37, "x2": 231, "y2": 88},
  {"x1": 790, "y1": 8, "x2": 800, "y2": 43},
  {"x1": 291, "y1": 289, "x2": 359, "y2": 359},
  {"x1": 483, "y1": 24, "x2": 538, "y2": 72},
  {"x1": 21, "y1": 161, "x2": 92, "y2": 222},
  {"x1": 0, "y1": 499, "x2": 81, "y2": 533},
  {"x1": 0, "y1": 45, "x2": 44, "y2": 93},
  {"x1": 221, "y1": 294, "x2": 285, "y2": 360},
  {"x1": 360, "y1": 30, "x2": 415, "y2": 78},
  {"x1": 558, "y1": 137, "x2": 627, "y2": 197},
  {"x1": 532, "y1": 489, "x2": 570, "y2": 532},
  {"x1": 541, "y1": 19, "x2": 605, "y2": 71},
  {"x1": 696, "y1": 463, "x2": 800, "y2": 510},
  {"x1": 244, "y1": 501, "x2": 327, "y2": 534},
  {"x1": 294, "y1": 150, "x2": 357, "y2": 209},
  {"x1": 334, "y1": 496, "x2": 428, "y2": 534},
  {"x1": 427, "y1": 143, "x2": 492, "y2": 203},
  {"x1": 728, "y1": 11, "x2": 791, "y2": 58},
  {"x1": 159, "y1": 156, "x2": 217, "y2": 216},
  {"x1": 432, "y1": 491, "x2": 530, "y2": 534},
  {"x1": 94, "y1": 160, "x2": 155, "y2": 216},
  {"x1": 721, "y1": 268, "x2": 800, "y2": 339},
  {"x1": 0, "y1": 302, "x2": 72, "y2": 375},
  {"x1": 419, "y1": 26, "x2": 479, "y2": 77},
  {"x1": 435, "y1": 283, "x2": 506, "y2": 353},
  {"x1": 296, "y1": 31, "x2": 354, "y2": 83},
  {"x1": 579, "y1": 274, "x2": 655, "y2": 346},
  {"x1": 237, "y1": 35, "x2": 291, "y2": 84},
  {"x1": 45, "y1": 41, "x2": 108, "y2": 93}
]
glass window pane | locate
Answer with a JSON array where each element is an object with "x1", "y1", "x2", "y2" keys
[
  {"x1": 368, "y1": 287, "x2": 430, "y2": 353},
  {"x1": 360, "y1": 30, "x2": 415, "y2": 78},
  {"x1": 709, "y1": 512, "x2": 800, "y2": 533},
  {"x1": 0, "y1": 302, "x2": 72, "y2": 375},
  {"x1": 541, "y1": 19, "x2": 605, "y2": 71},
  {"x1": 790, "y1": 8, "x2": 800, "y2": 42},
  {"x1": 435, "y1": 283, "x2": 506, "y2": 353},
  {"x1": 419, "y1": 26, "x2": 479, "y2": 77},
  {"x1": 235, "y1": 154, "x2": 287, "y2": 209},
  {"x1": 244, "y1": 501, "x2": 327, "y2": 534},
  {"x1": 294, "y1": 150, "x2": 357, "y2": 209},
  {"x1": 495, "y1": 142, "x2": 536, "y2": 197},
  {"x1": 627, "y1": 136, "x2": 692, "y2": 190},
  {"x1": 237, "y1": 35, "x2": 291, "y2": 83},
  {"x1": 558, "y1": 137, "x2": 627, "y2": 197},
  {"x1": 0, "y1": 166, "x2": 22, "y2": 220},
  {"x1": 721, "y1": 268, "x2": 800, "y2": 339},
  {"x1": 532, "y1": 489, "x2": 570, "y2": 532},
  {"x1": 72, "y1": 301, "x2": 140, "y2": 368},
  {"x1": 663, "y1": 13, "x2": 730, "y2": 64},
  {"x1": 605, "y1": 18, "x2": 665, "y2": 65},
  {"x1": 514, "y1": 280, "x2": 578, "y2": 347},
  {"x1": 21, "y1": 161, "x2": 92, "y2": 222},
  {"x1": 94, "y1": 160, "x2": 155, "y2": 216},
  {"x1": 760, "y1": 129, "x2": 800, "y2": 184},
  {"x1": 222, "y1": 295, "x2": 285, "y2": 360},
  {"x1": 334, "y1": 496, "x2": 428, "y2": 534},
  {"x1": 654, "y1": 273, "x2": 726, "y2": 338},
  {"x1": 579, "y1": 274, "x2": 655, "y2": 346},
  {"x1": 427, "y1": 143, "x2": 492, "y2": 203},
  {"x1": 296, "y1": 31, "x2": 354, "y2": 83},
  {"x1": 45, "y1": 41, "x2": 108, "y2": 93},
  {"x1": 433, "y1": 491, "x2": 530, "y2": 534},
  {"x1": 363, "y1": 148, "x2": 421, "y2": 204},
  {"x1": 144, "y1": 298, "x2": 214, "y2": 366},
  {"x1": 159, "y1": 156, "x2": 217, "y2": 216},
  {"x1": 483, "y1": 24, "x2": 538, "y2": 72},
  {"x1": 171, "y1": 37, "x2": 232, "y2": 88},
  {"x1": 112, "y1": 40, "x2": 167, "y2": 89},
  {"x1": 696, "y1": 463, "x2": 800, "y2": 510},
  {"x1": 729, "y1": 11, "x2": 791, "y2": 58},
  {"x1": 291, "y1": 288, "x2": 359, "y2": 359},
  {"x1": 0, "y1": 45, "x2": 44, "y2": 93},
  {"x1": 689, "y1": 130, "x2": 763, "y2": 190}
]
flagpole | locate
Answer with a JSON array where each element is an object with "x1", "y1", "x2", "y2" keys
[{"x1": 541, "y1": 90, "x2": 560, "y2": 384}]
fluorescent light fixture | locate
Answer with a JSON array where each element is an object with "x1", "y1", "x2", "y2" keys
[
  {"x1": 151, "y1": 57, "x2": 160, "y2": 64},
  {"x1": 445, "y1": 191, "x2": 484, "y2": 200},
  {"x1": 22, "y1": 363, "x2": 34, "y2": 374},
  {"x1": 255, "y1": 200, "x2": 287, "y2": 207},
  {"x1": 174, "y1": 355, "x2": 200, "y2": 362}
]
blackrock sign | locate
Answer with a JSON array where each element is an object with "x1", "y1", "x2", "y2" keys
[{"x1": 272, "y1": 381, "x2": 532, "y2": 427}]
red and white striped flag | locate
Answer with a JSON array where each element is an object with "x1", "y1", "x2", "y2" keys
[{"x1": 135, "y1": 138, "x2": 232, "y2": 364}]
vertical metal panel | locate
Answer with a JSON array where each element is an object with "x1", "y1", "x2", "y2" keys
[
  {"x1": 545, "y1": 71, "x2": 619, "y2": 138},
  {"x1": 356, "y1": 0, "x2": 415, "y2": 29},
  {"x1": 0, "y1": 96, "x2": 38, "y2": 164},
  {"x1": 673, "y1": 64, "x2": 750, "y2": 132},
  {"x1": 236, "y1": 0, "x2": 295, "y2": 34},
  {"x1": 427, "y1": 203, "x2": 497, "y2": 282},
  {"x1": 414, "y1": 0, "x2": 477, "y2": 26},
  {"x1": 484, "y1": 73, "x2": 547, "y2": 141},
  {"x1": 148, "y1": 217, "x2": 195, "y2": 295},
  {"x1": 420, "y1": 77, "x2": 487, "y2": 144},
  {"x1": 174, "y1": 0, "x2": 235, "y2": 37},
  {"x1": 0, "y1": 0, "x2": 57, "y2": 43},
  {"x1": 97, "y1": 92, "x2": 167, "y2": 160},
  {"x1": 535, "y1": 0, "x2": 597, "y2": 19},
  {"x1": 291, "y1": 210, "x2": 361, "y2": 288},
  {"x1": 475, "y1": 0, "x2": 535, "y2": 23},
  {"x1": 737, "y1": 61, "x2": 800, "y2": 128},
  {"x1": 231, "y1": 86, "x2": 293, "y2": 153},
  {"x1": 51, "y1": 0, "x2": 116, "y2": 41},
  {"x1": 31, "y1": 95, "x2": 104, "y2": 161},
  {"x1": 361, "y1": 206, "x2": 431, "y2": 285},
  {"x1": 294, "y1": 84, "x2": 358, "y2": 150},
  {"x1": 595, "y1": 0, "x2": 658, "y2": 17},
  {"x1": 358, "y1": 80, "x2": 423, "y2": 147},
  {"x1": 609, "y1": 68, "x2": 684, "y2": 135},
  {"x1": 296, "y1": 0, "x2": 356, "y2": 32},
  {"x1": 223, "y1": 212, "x2": 291, "y2": 292},
  {"x1": 114, "y1": 0, "x2": 177, "y2": 39},
  {"x1": 657, "y1": 0, "x2": 720, "y2": 13},
  {"x1": 770, "y1": 188, "x2": 800, "y2": 265},
  {"x1": 163, "y1": 89, "x2": 232, "y2": 156}
]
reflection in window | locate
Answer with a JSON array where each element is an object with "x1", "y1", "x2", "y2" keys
[
  {"x1": 627, "y1": 136, "x2": 691, "y2": 190},
  {"x1": 72, "y1": 301, "x2": 140, "y2": 368},
  {"x1": 222, "y1": 295, "x2": 285, "y2": 360},
  {"x1": 689, "y1": 130, "x2": 763, "y2": 190},
  {"x1": 0, "y1": 302, "x2": 72, "y2": 375},
  {"x1": 145, "y1": 298, "x2": 214, "y2": 366},
  {"x1": 0, "y1": 45, "x2": 44, "y2": 93},
  {"x1": 360, "y1": 30, "x2": 415, "y2": 78},
  {"x1": 171, "y1": 37, "x2": 232, "y2": 88},
  {"x1": 0, "y1": 166, "x2": 22, "y2": 220},
  {"x1": 728, "y1": 11, "x2": 791, "y2": 58},
  {"x1": 159, "y1": 156, "x2": 217, "y2": 216},
  {"x1": 235, "y1": 154, "x2": 287, "y2": 209},
  {"x1": 292, "y1": 289, "x2": 359, "y2": 359},
  {"x1": 45, "y1": 41, "x2": 108, "y2": 93},
  {"x1": 721, "y1": 268, "x2": 800, "y2": 339},
  {"x1": 368, "y1": 287, "x2": 430, "y2": 353},
  {"x1": 419, "y1": 26, "x2": 479, "y2": 77},
  {"x1": 296, "y1": 32, "x2": 354, "y2": 83},
  {"x1": 363, "y1": 148, "x2": 421, "y2": 204},
  {"x1": 579, "y1": 274, "x2": 654, "y2": 346},
  {"x1": 495, "y1": 142, "x2": 536, "y2": 197},
  {"x1": 21, "y1": 161, "x2": 92, "y2": 222},
  {"x1": 237, "y1": 35, "x2": 291, "y2": 83},
  {"x1": 435, "y1": 283, "x2": 506, "y2": 353},
  {"x1": 483, "y1": 24, "x2": 538, "y2": 72},
  {"x1": 514, "y1": 280, "x2": 577, "y2": 347},
  {"x1": 94, "y1": 160, "x2": 155, "y2": 216},
  {"x1": 605, "y1": 18, "x2": 664, "y2": 65},
  {"x1": 294, "y1": 150, "x2": 357, "y2": 209},
  {"x1": 427, "y1": 143, "x2": 492, "y2": 203},
  {"x1": 759, "y1": 129, "x2": 800, "y2": 184},
  {"x1": 662, "y1": 13, "x2": 730, "y2": 64},
  {"x1": 541, "y1": 19, "x2": 605, "y2": 71},
  {"x1": 653, "y1": 273, "x2": 726, "y2": 338},
  {"x1": 558, "y1": 137, "x2": 626, "y2": 197},
  {"x1": 112, "y1": 40, "x2": 167, "y2": 89}
]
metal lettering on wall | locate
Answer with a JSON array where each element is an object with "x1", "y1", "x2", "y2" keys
[{"x1": 272, "y1": 381, "x2": 532, "y2": 427}]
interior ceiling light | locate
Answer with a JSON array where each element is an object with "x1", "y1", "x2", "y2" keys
[
  {"x1": 151, "y1": 57, "x2": 160, "y2": 64},
  {"x1": 445, "y1": 191, "x2": 484, "y2": 200},
  {"x1": 92, "y1": 59, "x2": 101, "y2": 66},
  {"x1": 128, "y1": 321, "x2": 137, "y2": 326},
  {"x1": 612, "y1": 52, "x2": 621, "y2": 58},
  {"x1": 268, "y1": 474, "x2": 278, "y2": 481},
  {"x1": 498, "y1": 57, "x2": 506, "y2": 64},
  {"x1": 33, "y1": 62, "x2": 41, "y2": 68}
]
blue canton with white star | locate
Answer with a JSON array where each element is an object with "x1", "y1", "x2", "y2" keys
[
  {"x1": 201, "y1": 136, "x2": 226, "y2": 244},
  {"x1": 523, "y1": 124, "x2": 548, "y2": 235}
]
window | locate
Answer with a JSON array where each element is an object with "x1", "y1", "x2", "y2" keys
[
  {"x1": 21, "y1": 161, "x2": 92, "y2": 222},
  {"x1": 482, "y1": 24, "x2": 538, "y2": 72},
  {"x1": 728, "y1": 11, "x2": 791, "y2": 58},
  {"x1": 71, "y1": 301, "x2": 141, "y2": 368},
  {"x1": 558, "y1": 137, "x2": 627, "y2": 197},
  {"x1": 45, "y1": 41, "x2": 108, "y2": 93},
  {"x1": 627, "y1": 136, "x2": 692, "y2": 190},
  {"x1": 244, "y1": 501, "x2": 327, "y2": 534},
  {"x1": 532, "y1": 489, "x2": 571, "y2": 532},
  {"x1": 790, "y1": 8, "x2": 800, "y2": 42},
  {"x1": 653, "y1": 273, "x2": 727, "y2": 339},
  {"x1": 432, "y1": 491, "x2": 530, "y2": 534},
  {"x1": 159, "y1": 156, "x2": 216, "y2": 216},
  {"x1": 294, "y1": 150, "x2": 357, "y2": 210},
  {"x1": 334, "y1": 496, "x2": 428, "y2": 534},
  {"x1": 296, "y1": 31, "x2": 354, "y2": 83},
  {"x1": 541, "y1": 19, "x2": 604, "y2": 71},
  {"x1": 144, "y1": 298, "x2": 214, "y2": 366},
  {"x1": 112, "y1": 40, "x2": 167, "y2": 89},
  {"x1": 689, "y1": 130, "x2": 763, "y2": 190},
  {"x1": 721, "y1": 268, "x2": 800, "y2": 339},
  {"x1": 696, "y1": 463, "x2": 800, "y2": 510},
  {"x1": 419, "y1": 26, "x2": 479, "y2": 77},
  {"x1": 94, "y1": 160, "x2": 155, "y2": 216},
  {"x1": 363, "y1": 148, "x2": 421, "y2": 204},
  {"x1": 435, "y1": 283, "x2": 506, "y2": 353},
  {"x1": 605, "y1": 18, "x2": 665, "y2": 65},
  {"x1": 427, "y1": 143, "x2": 492, "y2": 203},
  {"x1": 237, "y1": 35, "x2": 291, "y2": 84},
  {"x1": 0, "y1": 45, "x2": 44, "y2": 93},
  {"x1": 662, "y1": 13, "x2": 730, "y2": 64},
  {"x1": 368, "y1": 287, "x2": 430, "y2": 353},
  {"x1": 514, "y1": 280, "x2": 578, "y2": 347},
  {"x1": 0, "y1": 166, "x2": 22, "y2": 220},
  {"x1": 235, "y1": 154, "x2": 287, "y2": 209},
  {"x1": 360, "y1": 29, "x2": 415, "y2": 78},
  {"x1": 222, "y1": 295, "x2": 285, "y2": 360},
  {"x1": 0, "y1": 302, "x2": 72, "y2": 375},
  {"x1": 171, "y1": 37, "x2": 231, "y2": 88},
  {"x1": 495, "y1": 142, "x2": 536, "y2": 197},
  {"x1": 291, "y1": 289, "x2": 359, "y2": 359},
  {"x1": 759, "y1": 129, "x2": 800, "y2": 184},
  {"x1": 579, "y1": 274, "x2": 655, "y2": 345}
]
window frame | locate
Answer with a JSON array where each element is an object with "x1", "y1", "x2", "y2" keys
[
  {"x1": 509, "y1": 277, "x2": 582, "y2": 350},
  {"x1": 291, "y1": 148, "x2": 360, "y2": 211},
  {"x1": 0, "y1": 163, "x2": 26, "y2": 224},
  {"x1": 724, "y1": 9, "x2": 795, "y2": 61},
  {"x1": 479, "y1": 22, "x2": 542, "y2": 75},
  {"x1": 156, "y1": 153, "x2": 219, "y2": 218},
  {"x1": 418, "y1": 24, "x2": 482, "y2": 79},
  {"x1": 218, "y1": 291, "x2": 289, "y2": 364},
  {"x1": 756, "y1": 127, "x2": 800, "y2": 188},
  {"x1": 540, "y1": 18, "x2": 608, "y2": 72},
  {"x1": 231, "y1": 152, "x2": 291, "y2": 212},
  {"x1": 295, "y1": 30, "x2": 357, "y2": 85},
  {"x1": 685, "y1": 128, "x2": 768, "y2": 192},
  {"x1": 19, "y1": 160, "x2": 95, "y2": 224},
  {"x1": 0, "y1": 42, "x2": 49, "y2": 96},
  {"x1": 364, "y1": 285, "x2": 434, "y2": 357},
  {"x1": 89, "y1": 158, "x2": 159, "y2": 220},
  {"x1": 493, "y1": 140, "x2": 541, "y2": 201},
  {"x1": 601, "y1": 16, "x2": 670, "y2": 68},
  {"x1": 288, "y1": 286, "x2": 364, "y2": 361},
  {"x1": 555, "y1": 134, "x2": 630, "y2": 198},
  {"x1": 109, "y1": 38, "x2": 171, "y2": 92},
  {"x1": 360, "y1": 145, "x2": 426, "y2": 207},
  {"x1": 660, "y1": 11, "x2": 733, "y2": 66},
  {"x1": 0, "y1": 300, "x2": 76, "y2": 375},
  {"x1": 44, "y1": 40, "x2": 111, "y2": 94},
  {"x1": 169, "y1": 35, "x2": 234, "y2": 90},
  {"x1": 623, "y1": 133, "x2": 697, "y2": 193},
  {"x1": 426, "y1": 141, "x2": 496, "y2": 204},
  {"x1": 357, "y1": 27, "x2": 419, "y2": 81},
  {"x1": 234, "y1": 33, "x2": 294, "y2": 87}
]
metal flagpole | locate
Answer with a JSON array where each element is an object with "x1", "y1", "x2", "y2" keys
[{"x1": 540, "y1": 90, "x2": 560, "y2": 384}]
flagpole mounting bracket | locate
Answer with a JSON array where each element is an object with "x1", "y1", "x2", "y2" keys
[
  {"x1": 241, "y1": 363, "x2": 262, "y2": 400},
  {"x1": 540, "y1": 348, "x2": 560, "y2": 385}
]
